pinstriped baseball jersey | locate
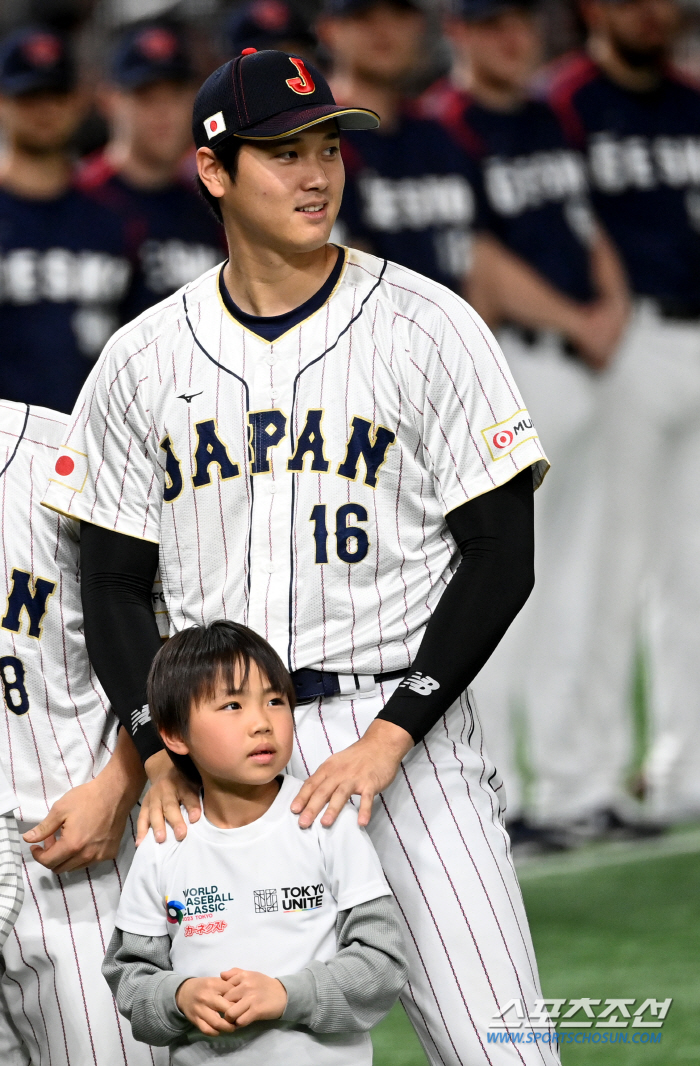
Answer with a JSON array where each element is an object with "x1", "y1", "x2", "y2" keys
[
  {"x1": 42, "y1": 247, "x2": 548, "y2": 675},
  {"x1": 0, "y1": 400, "x2": 168, "y2": 824},
  {"x1": 0, "y1": 401, "x2": 118, "y2": 824}
]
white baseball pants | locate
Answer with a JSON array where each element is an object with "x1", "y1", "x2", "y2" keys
[
  {"x1": 290, "y1": 678, "x2": 561, "y2": 1066},
  {"x1": 579, "y1": 304, "x2": 700, "y2": 823},
  {"x1": 471, "y1": 331, "x2": 600, "y2": 824},
  {"x1": 0, "y1": 812, "x2": 167, "y2": 1066}
]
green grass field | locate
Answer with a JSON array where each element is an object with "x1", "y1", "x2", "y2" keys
[{"x1": 371, "y1": 833, "x2": 700, "y2": 1065}]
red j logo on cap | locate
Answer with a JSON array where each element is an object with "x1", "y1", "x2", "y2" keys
[{"x1": 285, "y1": 57, "x2": 315, "y2": 96}]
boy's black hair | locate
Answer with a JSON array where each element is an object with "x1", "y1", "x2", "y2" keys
[
  {"x1": 197, "y1": 138, "x2": 245, "y2": 223},
  {"x1": 147, "y1": 620, "x2": 296, "y2": 786}
]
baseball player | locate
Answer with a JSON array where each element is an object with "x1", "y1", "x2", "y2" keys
[
  {"x1": 0, "y1": 26, "x2": 133, "y2": 413},
  {"x1": 78, "y1": 21, "x2": 224, "y2": 322},
  {"x1": 44, "y1": 50, "x2": 558, "y2": 1065},
  {"x1": 225, "y1": 0, "x2": 319, "y2": 62},
  {"x1": 422, "y1": 0, "x2": 629, "y2": 843},
  {"x1": 547, "y1": 0, "x2": 700, "y2": 825},
  {"x1": 317, "y1": 0, "x2": 480, "y2": 290},
  {"x1": 0, "y1": 398, "x2": 166, "y2": 1065}
]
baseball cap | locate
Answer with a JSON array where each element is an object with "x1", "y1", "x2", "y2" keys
[
  {"x1": 0, "y1": 26, "x2": 75, "y2": 96},
  {"x1": 110, "y1": 21, "x2": 194, "y2": 89},
  {"x1": 453, "y1": 0, "x2": 538, "y2": 19},
  {"x1": 226, "y1": 0, "x2": 317, "y2": 56},
  {"x1": 192, "y1": 48, "x2": 378, "y2": 148}
]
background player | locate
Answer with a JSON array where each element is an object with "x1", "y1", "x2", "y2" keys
[
  {"x1": 0, "y1": 397, "x2": 166, "y2": 1065},
  {"x1": 318, "y1": 0, "x2": 478, "y2": 290},
  {"x1": 225, "y1": 0, "x2": 320, "y2": 62},
  {"x1": 548, "y1": 0, "x2": 700, "y2": 827},
  {"x1": 45, "y1": 49, "x2": 558, "y2": 1065},
  {"x1": 425, "y1": 0, "x2": 630, "y2": 845},
  {"x1": 0, "y1": 25, "x2": 133, "y2": 413},
  {"x1": 78, "y1": 20, "x2": 224, "y2": 321}
]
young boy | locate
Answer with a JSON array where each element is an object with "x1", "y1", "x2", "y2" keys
[{"x1": 103, "y1": 621, "x2": 407, "y2": 1065}]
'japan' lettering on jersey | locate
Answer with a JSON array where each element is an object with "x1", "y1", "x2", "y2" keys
[
  {"x1": 43, "y1": 249, "x2": 548, "y2": 676},
  {"x1": 0, "y1": 188, "x2": 132, "y2": 414},
  {"x1": 548, "y1": 54, "x2": 700, "y2": 302},
  {"x1": 419, "y1": 81, "x2": 595, "y2": 302},
  {"x1": 336, "y1": 116, "x2": 479, "y2": 290},
  {"x1": 0, "y1": 402, "x2": 116, "y2": 823}
]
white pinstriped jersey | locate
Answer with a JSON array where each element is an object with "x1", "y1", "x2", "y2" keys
[
  {"x1": 0, "y1": 401, "x2": 116, "y2": 824},
  {"x1": 42, "y1": 248, "x2": 548, "y2": 676}
]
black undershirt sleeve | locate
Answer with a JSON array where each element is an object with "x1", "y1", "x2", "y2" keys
[
  {"x1": 80, "y1": 522, "x2": 164, "y2": 764},
  {"x1": 376, "y1": 468, "x2": 535, "y2": 743}
]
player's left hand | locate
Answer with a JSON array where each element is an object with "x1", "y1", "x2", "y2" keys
[
  {"x1": 220, "y1": 968, "x2": 287, "y2": 1027},
  {"x1": 23, "y1": 729, "x2": 146, "y2": 874},
  {"x1": 138, "y1": 750, "x2": 202, "y2": 845},
  {"x1": 291, "y1": 718, "x2": 413, "y2": 829}
]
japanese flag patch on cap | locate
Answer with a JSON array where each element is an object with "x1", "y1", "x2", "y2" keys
[{"x1": 204, "y1": 111, "x2": 226, "y2": 139}]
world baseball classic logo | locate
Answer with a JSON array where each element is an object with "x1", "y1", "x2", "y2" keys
[
  {"x1": 165, "y1": 897, "x2": 185, "y2": 925},
  {"x1": 481, "y1": 410, "x2": 537, "y2": 462}
]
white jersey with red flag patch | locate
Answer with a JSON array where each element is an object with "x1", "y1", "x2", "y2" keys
[
  {"x1": 42, "y1": 247, "x2": 548, "y2": 673},
  {"x1": 0, "y1": 400, "x2": 115, "y2": 824}
]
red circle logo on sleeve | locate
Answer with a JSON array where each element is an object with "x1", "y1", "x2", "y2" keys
[
  {"x1": 492, "y1": 430, "x2": 513, "y2": 450},
  {"x1": 55, "y1": 456, "x2": 75, "y2": 476}
]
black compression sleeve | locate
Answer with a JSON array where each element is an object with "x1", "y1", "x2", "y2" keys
[
  {"x1": 80, "y1": 522, "x2": 164, "y2": 764},
  {"x1": 376, "y1": 468, "x2": 535, "y2": 743}
]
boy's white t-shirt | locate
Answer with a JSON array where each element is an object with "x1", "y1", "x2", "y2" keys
[{"x1": 116, "y1": 774, "x2": 390, "y2": 1065}]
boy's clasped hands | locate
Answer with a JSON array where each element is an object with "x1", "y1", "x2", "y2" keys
[{"x1": 176, "y1": 968, "x2": 288, "y2": 1035}]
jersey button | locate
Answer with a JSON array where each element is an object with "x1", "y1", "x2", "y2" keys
[
  {"x1": 264, "y1": 561, "x2": 275, "y2": 573},
  {"x1": 269, "y1": 483, "x2": 277, "y2": 493},
  {"x1": 266, "y1": 354, "x2": 276, "y2": 366}
]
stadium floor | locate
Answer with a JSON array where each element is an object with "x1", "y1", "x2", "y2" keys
[{"x1": 371, "y1": 825, "x2": 700, "y2": 1064}]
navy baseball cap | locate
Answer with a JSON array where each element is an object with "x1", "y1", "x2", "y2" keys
[
  {"x1": 226, "y1": 0, "x2": 317, "y2": 55},
  {"x1": 192, "y1": 49, "x2": 378, "y2": 147},
  {"x1": 453, "y1": 0, "x2": 537, "y2": 18},
  {"x1": 110, "y1": 21, "x2": 194, "y2": 89},
  {"x1": 0, "y1": 26, "x2": 75, "y2": 96}
]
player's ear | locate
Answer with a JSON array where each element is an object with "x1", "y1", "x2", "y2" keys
[
  {"x1": 159, "y1": 729, "x2": 190, "y2": 756},
  {"x1": 196, "y1": 147, "x2": 227, "y2": 202}
]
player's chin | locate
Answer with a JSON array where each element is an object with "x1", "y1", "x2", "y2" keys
[{"x1": 292, "y1": 211, "x2": 334, "y2": 239}]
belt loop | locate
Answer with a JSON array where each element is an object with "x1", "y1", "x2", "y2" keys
[
  {"x1": 338, "y1": 674, "x2": 377, "y2": 700},
  {"x1": 338, "y1": 674, "x2": 359, "y2": 699},
  {"x1": 356, "y1": 675, "x2": 377, "y2": 699}
]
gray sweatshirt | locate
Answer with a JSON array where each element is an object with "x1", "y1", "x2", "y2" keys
[{"x1": 103, "y1": 894, "x2": 407, "y2": 1054}]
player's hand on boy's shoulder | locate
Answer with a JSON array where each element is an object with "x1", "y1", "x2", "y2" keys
[
  {"x1": 138, "y1": 750, "x2": 202, "y2": 845},
  {"x1": 175, "y1": 976, "x2": 238, "y2": 1036},
  {"x1": 220, "y1": 968, "x2": 287, "y2": 1028},
  {"x1": 291, "y1": 718, "x2": 414, "y2": 830}
]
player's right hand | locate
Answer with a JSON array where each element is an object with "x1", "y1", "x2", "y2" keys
[
  {"x1": 138, "y1": 749, "x2": 201, "y2": 845},
  {"x1": 569, "y1": 296, "x2": 629, "y2": 371},
  {"x1": 175, "y1": 977, "x2": 237, "y2": 1036},
  {"x1": 23, "y1": 726, "x2": 146, "y2": 873}
]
